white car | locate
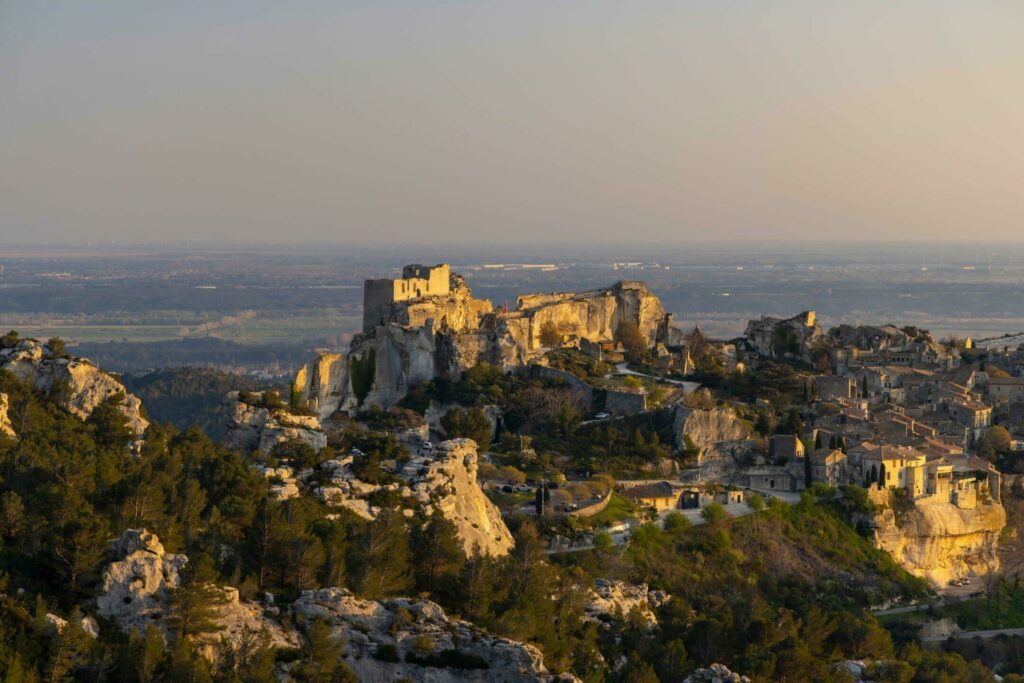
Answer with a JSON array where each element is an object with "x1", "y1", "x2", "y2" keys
[
  {"x1": 422, "y1": 442, "x2": 434, "y2": 451},
  {"x1": 594, "y1": 412, "x2": 610, "y2": 420},
  {"x1": 351, "y1": 448, "x2": 364, "y2": 457}
]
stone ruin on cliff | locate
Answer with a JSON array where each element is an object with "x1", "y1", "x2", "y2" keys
[{"x1": 293, "y1": 263, "x2": 682, "y2": 418}]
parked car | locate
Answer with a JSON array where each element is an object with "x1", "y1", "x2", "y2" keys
[
  {"x1": 351, "y1": 448, "x2": 364, "y2": 457},
  {"x1": 514, "y1": 484, "x2": 532, "y2": 493},
  {"x1": 501, "y1": 485, "x2": 514, "y2": 494},
  {"x1": 594, "y1": 412, "x2": 610, "y2": 420},
  {"x1": 422, "y1": 442, "x2": 434, "y2": 451}
]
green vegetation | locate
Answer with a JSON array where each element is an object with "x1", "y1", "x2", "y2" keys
[
  {"x1": 350, "y1": 348, "x2": 377, "y2": 404},
  {"x1": 123, "y1": 367, "x2": 274, "y2": 439}
]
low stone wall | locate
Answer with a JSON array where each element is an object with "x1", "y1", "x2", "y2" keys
[
  {"x1": 568, "y1": 489, "x2": 614, "y2": 519},
  {"x1": 605, "y1": 388, "x2": 647, "y2": 416}
]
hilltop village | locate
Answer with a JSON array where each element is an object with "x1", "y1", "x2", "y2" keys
[
  {"x1": 283, "y1": 262, "x2": 1016, "y2": 589},
  {"x1": 4, "y1": 264, "x2": 1024, "y2": 681}
]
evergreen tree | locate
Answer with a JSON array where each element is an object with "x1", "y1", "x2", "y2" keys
[
  {"x1": 166, "y1": 555, "x2": 230, "y2": 641},
  {"x1": 412, "y1": 510, "x2": 465, "y2": 597},
  {"x1": 44, "y1": 607, "x2": 92, "y2": 683},
  {"x1": 350, "y1": 510, "x2": 413, "y2": 599}
]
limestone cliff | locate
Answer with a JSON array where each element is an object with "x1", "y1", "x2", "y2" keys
[
  {"x1": 0, "y1": 338, "x2": 148, "y2": 436},
  {"x1": 873, "y1": 497, "x2": 1005, "y2": 586},
  {"x1": 0, "y1": 393, "x2": 14, "y2": 439},
  {"x1": 401, "y1": 439, "x2": 515, "y2": 557},
  {"x1": 293, "y1": 268, "x2": 678, "y2": 414},
  {"x1": 673, "y1": 405, "x2": 752, "y2": 480},
  {"x1": 291, "y1": 588, "x2": 572, "y2": 683},
  {"x1": 224, "y1": 391, "x2": 327, "y2": 453}
]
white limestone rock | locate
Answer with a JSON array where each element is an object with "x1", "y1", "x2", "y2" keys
[
  {"x1": 684, "y1": 663, "x2": 751, "y2": 683},
  {"x1": 0, "y1": 339, "x2": 148, "y2": 436},
  {"x1": 224, "y1": 392, "x2": 327, "y2": 453},
  {"x1": 97, "y1": 529, "x2": 187, "y2": 633},
  {"x1": 291, "y1": 587, "x2": 577, "y2": 683},
  {"x1": 585, "y1": 579, "x2": 669, "y2": 629},
  {"x1": 400, "y1": 439, "x2": 514, "y2": 557},
  {"x1": 0, "y1": 393, "x2": 15, "y2": 439},
  {"x1": 96, "y1": 529, "x2": 297, "y2": 656}
]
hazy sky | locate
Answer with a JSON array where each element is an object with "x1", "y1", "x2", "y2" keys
[{"x1": 1, "y1": 1, "x2": 1022, "y2": 245}]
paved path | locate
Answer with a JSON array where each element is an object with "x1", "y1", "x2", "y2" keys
[{"x1": 871, "y1": 602, "x2": 945, "y2": 617}]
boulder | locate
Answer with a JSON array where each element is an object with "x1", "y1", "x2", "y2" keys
[{"x1": 0, "y1": 339, "x2": 148, "y2": 436}]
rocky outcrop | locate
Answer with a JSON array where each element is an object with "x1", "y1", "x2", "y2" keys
[
  {"x1": 0, "y1": 393, "x2": 14, "y2": 439},
  {"x1": 673, "y1": 406, "x2": 753, "y2": 480},
  {"x1": 585, "y1": 579, "x2": 669, "y2": 629},
  {"x1": 291, "y1": 588, "x2": 574, "y2": 682},
  {"x1": 0, "y1": 338, "x2": 148, "y2": 436},
  {"x1": 224, "y1": 392, "x2": 327, "y2": 453},
  {"x1": 401, "y1": 439, "x2": 515, "y2": 557},
  {"x1": 684, "y1": 664, "x2": 750, "y2": 683},
  {"x1": 293, "y1": 267, "x2": 679, "y2": 414},
  {"x1": 97, "y1": 529, "x2": 188, "y2": 633},
  {"x1": 97, "y1": 529, "x2": 297, "y2": 655},
  {"x1": 873, "y1": 497, "x2": 1006, "y2": 586}
]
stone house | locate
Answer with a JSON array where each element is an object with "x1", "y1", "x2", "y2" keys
[
  {"x1": 622, "y1": 482, "x2": 678, "y2": 511},
  {"x1": 809, "y1": 448, "x2": 848, "y2": 487},
  {"x1": 988, "y1": 376, "x2": 1024, "y2": 405},
  {"x1": 862, "y1": 445, "x2": 927, "y2": 497}
]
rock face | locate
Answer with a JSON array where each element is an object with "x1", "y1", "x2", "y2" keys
[
  {"x1": 873, "y1": 497, "x2": 1006, "y2": 586},
  {"x1": 673, "y1": 406, "x2": 752, "y2": 479},
  {"x1": 0, "y1": 339, "x2": 148, "y2": 436},
  {"x1": 224, "y1": 392, "x2": 327, "y2": 453},
  {"x1": 0, "y1": 393, "x2": 14, "y2": 439},
  {"x1": 400, "y1": 439, "x2": 515, "y2": 557},
  {"x1": 293, "y1": 267, "x2": 678, "y2": 416},
  {"x1": 97, "y1": 529, "x2": 297, "y2": 655},
  {"x1": 96, "y1": 529, "x2": 187, "y2": 632},
  {"x1": 291, "y1": 588, "x2": 570, "y2": 683},
  {"x1": 585, "y1": 579, "x2": 669, "y2": 629}
]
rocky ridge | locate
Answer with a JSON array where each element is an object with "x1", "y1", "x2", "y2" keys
[
  {"x1": 0, "y1": 338, "x2": 148, "y2": 436},
  {"x1": 95, "y1": 530, "x2": 563, "y2": 681},
  {"x1": 292, "y1": 587, "x2": 574, "y2": 682},
  {"x1": 293, "y1": 270, "x2": 677, "y2": 416}
]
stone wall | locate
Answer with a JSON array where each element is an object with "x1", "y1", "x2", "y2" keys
[{"x1": 604, "y1": 388, "x2": 647, "y2": 416}]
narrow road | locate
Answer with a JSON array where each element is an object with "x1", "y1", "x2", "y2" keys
[{"x1": 614, "y1": 363, "x2": 701, "y2": 391}]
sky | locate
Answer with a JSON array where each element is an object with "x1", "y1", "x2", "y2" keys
[{"x1": 1, "y1": 1, "x2": 1022, "y2": 245}]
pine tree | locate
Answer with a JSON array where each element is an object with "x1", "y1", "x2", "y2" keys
[
  {"x1": 350, "y1": 510, "x2": 413, "y2": 599},
  {"x1": 44, "y1": 607, "x2": 92, "y2": 683},
  {"x1": 166, "y1": 555, "x2": 230, "y2": 641},
  {"x1": 413, "y1": 510, "x2": 466, "y2": 597}
]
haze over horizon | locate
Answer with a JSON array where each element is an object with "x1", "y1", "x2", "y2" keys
[{"x1": 2, "y1": 1, "x2": 1022, "y2": 245}]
